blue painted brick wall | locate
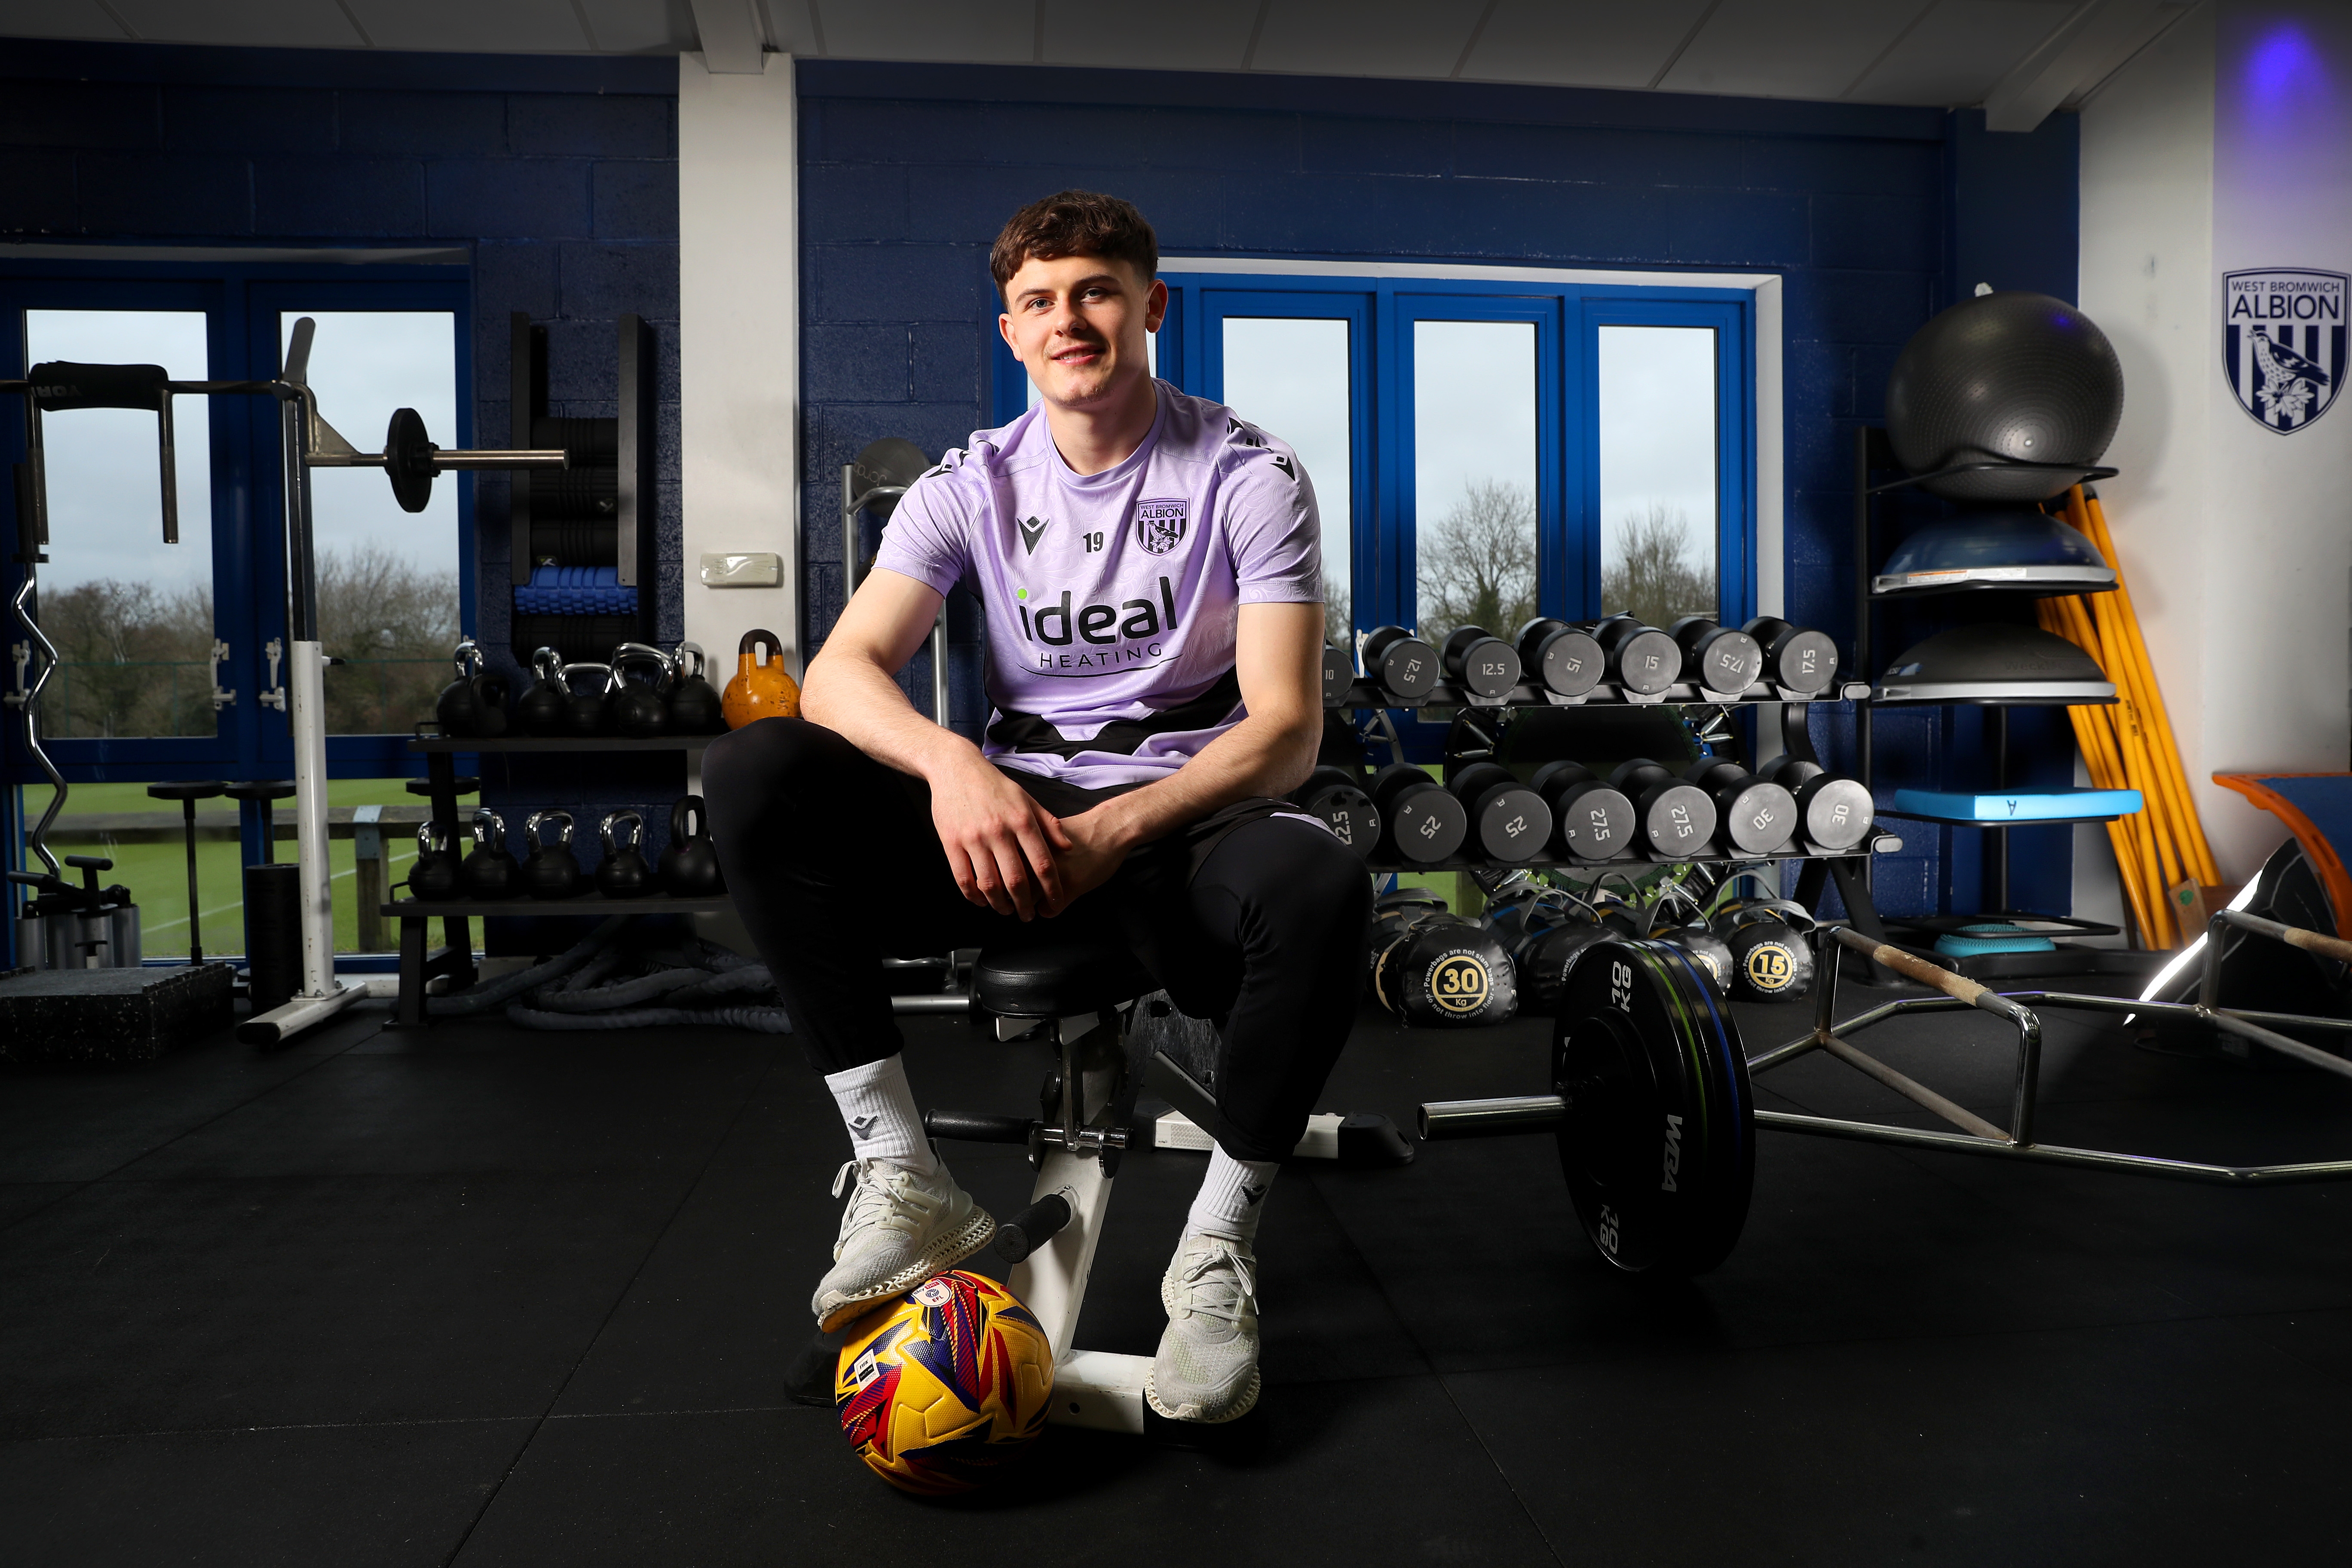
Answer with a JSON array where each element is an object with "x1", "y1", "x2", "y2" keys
[
  {"x1": 798, "y1": 61, "x2": 2074, "y2": 917},
  {"x1": 3, "y1": 41, "x2": 683, "y2": 949}
]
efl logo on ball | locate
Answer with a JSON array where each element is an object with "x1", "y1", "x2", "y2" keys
[{"x1": 2223, "y1": 269, "x2": 2345, "y2": 433}]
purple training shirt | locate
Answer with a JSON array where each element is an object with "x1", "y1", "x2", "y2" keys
[{"x1": 871, "y1": 380, "x2": 1323, "y2": 790}]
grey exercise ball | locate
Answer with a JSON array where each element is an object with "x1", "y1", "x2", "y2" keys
[{"x1": 1885, "y1": 291, "x2": 2125, "y2": 503}]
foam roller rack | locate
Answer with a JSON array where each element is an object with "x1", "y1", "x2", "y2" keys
[{"x1": 507, "y1": 311, "x2": 656, "y2": 668}]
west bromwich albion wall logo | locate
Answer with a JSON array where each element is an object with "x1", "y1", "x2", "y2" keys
[
  {"x1": 2224, "y1": 269, "x2": 2346, "y2": 433},
  {"x1": 1135, "y1": 498, "x2": 1187, "y2": 555}
]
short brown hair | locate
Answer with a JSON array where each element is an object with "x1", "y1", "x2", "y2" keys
[{"x1": 989, "y1": 190, "x2": 1158, "y2": 301}]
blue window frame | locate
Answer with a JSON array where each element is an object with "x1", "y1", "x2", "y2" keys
[
  {"x1": 992, "y1": 267, "x2": 1758, "y2": 635},
  {"x1": 3, "y1": 260, "x2": 470, "y2": 916}
]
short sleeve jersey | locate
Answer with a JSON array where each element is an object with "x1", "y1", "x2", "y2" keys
[{"x1": 871, "y1": 380, "x2": 1323, "y2": 790}]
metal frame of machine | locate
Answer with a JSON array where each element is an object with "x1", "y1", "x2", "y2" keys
[{"x1": 5, "y1": 319, "x2": 565, "y2": 1043}]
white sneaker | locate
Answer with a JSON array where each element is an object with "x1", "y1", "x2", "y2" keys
[
  {"x1": 811, "y1": 1158, "x2": 995, "y2": 1332},
  {"x1": 1145, "y1": 1230, "x2": 1263, "y2": 1423}
]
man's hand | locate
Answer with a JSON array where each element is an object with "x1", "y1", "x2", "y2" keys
[
  {"x1": 930, "y1": 752, "x2": 1072, "y2": 920},
  {"x1": 1040, "y1": 805, "x2": 1136, "y2": 917}
]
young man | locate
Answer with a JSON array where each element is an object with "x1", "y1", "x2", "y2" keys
[{"x1": 704, "y1": 190, "x2": 1370, "y2": 1424}]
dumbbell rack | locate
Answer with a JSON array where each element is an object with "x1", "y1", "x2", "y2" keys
[
  {"x1": 379, "y1": 731, "x2": 729, "y2": 1027},
  {"x1": 1329, "y1": 679, "x2": 1900, "y2": 904},
  {"x1": 1844, "y1": 426, "x2": 2151, "y2": 979}
]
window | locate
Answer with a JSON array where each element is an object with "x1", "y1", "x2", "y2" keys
[
  {"x1": 3, "y1": 263, "x2": 472, "y2": 962},
  {"x1": 277, "y1": 311, "x2": 462, "y2": 737},
  {"x1": 23, "y1": 309, "x2": 218, "y2": 741},
  {"x1": 990, "y1": 263, "x2": 1763, "y2": 652},
  {"x1": 1412, "y1": 317, "x2": 1539, "y2": 649},
  {"x1": 1220, "y1": 316, "x2": 1354, "y2": 642}
]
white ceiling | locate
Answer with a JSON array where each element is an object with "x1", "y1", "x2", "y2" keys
[{"x1": 0, "y1": 0, "x2": 2191, "y2": 122}]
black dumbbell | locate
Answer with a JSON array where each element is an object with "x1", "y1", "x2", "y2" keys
[
  {"x1": 1592, "y1": 615, "x2": 1682, "y2": 695},
  {"x1": 1292, "y1": 765, "x2": 1382, "y2": 860},
  {"x1": 1607, "y1": 759, "x2": 1719, "y2": 858},
  {"x1": 1530, "y1": 761, "x2": 1637, "y2": 861},
  {"x1": 1363, "y1": 627, "x2": 1441, "y2": 702},
  {"x1": 1515, "y1": 618, "x2": 1605, "y2": 699},
  {"x1": 1322, "y1": 644, "x2": 1356, "y2": 707},
  {"x1": 1440, "y1": 626, "x2": 1522, "y2": 701},
  {"x1": 1369, "y1": 763, "x2": 1468, "y2": 864},
  {"x1": 1667, "y1": 617, "x2": 1766, "y2": 697},
  {"x1": 1743, "y1": 617, "x2": 1841, "y2": 696},
  {"x1": 1759, "y1": 757, "x2": 1876, "y2": 851},
  {"x1": 1681, "y1": 760, "x2": 1799, "y2": 855},
  {"x1": 1447, "y1": 762, "x2": 1552, "y2": 864}
]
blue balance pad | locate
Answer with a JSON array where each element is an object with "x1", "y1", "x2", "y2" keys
[{"x1": 1891, "y1": 787, "x2": 2142, "y2": 823}]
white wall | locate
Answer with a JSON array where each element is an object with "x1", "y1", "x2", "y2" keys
[
  {"x1": 2078, "y1": 2, "x2": 2352, "y2": 888},
  {"x1": 2207, "y1": 3, "x2": 2352, "y2": 867},
  {"x1": 678, "y1": 52, "x2": 800, "y2": 681}
]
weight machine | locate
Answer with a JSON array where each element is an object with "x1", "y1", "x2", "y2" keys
[{"x1": 4, "y1": 320, "x2": 564, "y2": 1044}]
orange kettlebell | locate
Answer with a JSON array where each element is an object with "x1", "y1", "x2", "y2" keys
[{"x1": 722, "y1": 628, "x2": 800, "y2": 729}]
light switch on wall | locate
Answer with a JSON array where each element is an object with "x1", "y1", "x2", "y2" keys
[{"x1": 700, "y1": 552, "x2": 781, "y2": 588}]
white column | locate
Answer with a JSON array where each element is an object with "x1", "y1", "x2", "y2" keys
[
  {"x1": 679, "y1": 51, "x2": 800, "y2": 682},
  {"x1": 2081, "y1": 3, "x2": 2352, "y2": 887}
]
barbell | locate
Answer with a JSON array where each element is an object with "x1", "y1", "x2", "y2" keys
[{"x1": 1419, "y1": 936, "x2": 1756, "y2": 1276}]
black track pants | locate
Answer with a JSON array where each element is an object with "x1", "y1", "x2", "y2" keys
[{"x1": 703, "y1": 717, "x2": 1372, "y2": 1162}]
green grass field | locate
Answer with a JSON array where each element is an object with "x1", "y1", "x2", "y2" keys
[{"x1": 22, "y1": 778, "x2": 476, "y2": 958}]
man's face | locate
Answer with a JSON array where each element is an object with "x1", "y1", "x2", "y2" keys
[{"x1": 998, "y1": 253, "x2": 1167, "y2": 413}]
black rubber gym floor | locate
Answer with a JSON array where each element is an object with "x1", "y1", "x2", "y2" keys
[{"x1": 5, "y1": 980, "x2": 2350, "y2": 1564}]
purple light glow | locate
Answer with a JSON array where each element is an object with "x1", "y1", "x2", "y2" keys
[{"x1": 2240, "y1": 20, "x2": 2335, "y2": 138}]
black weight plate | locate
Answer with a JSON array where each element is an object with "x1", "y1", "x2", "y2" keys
[
  {"x1": 1553, "y1": 783, "x2": 1637, "y2": 860},
  {"x1": 1472, "y1": 786, "x2": 1551, "y2": 863},
  {"x1": 1305, "y1": 785, "x2": 1381, "y2": 861},
  {"x1": 1533, "y1": 628, "x2": 1604, "y2": 697},
  {"x1": 1456, "y1": 638, "x2": 1522, "y2": 699},
  {"x1": 1719, "y1": 780, "x2": 1798, "y2": 855},
  {"x1": 1375, "y1": 637, "x2": 1440, "y2": 700},
  {"x1": 1613, "y1": 628, "x2": 1681, "y2": 694},
  {"x1": 1322, "y1": 645, "x2": 1354, "y2": 707},
  {"x1": 1552, "y1": 939, "x2": 1754, "y2": 1276},
  {"x1": 1384, "y1": 787, "x2": 1467, "y2": 864},
  {"x1": 1768, "y1": 628, "x2": 1839, "y2": 693},
  {"x1": 384, "y1": 406, "x2": 436, "y2": 514},
  {"x1": 1693, "y1": 629, "x2": 1764, "y2": 694},
  {"x1": 1800, "y1": 776, "x2": 1874, "y2": 851},
  {"x1": 1640, "y1": 782, "x2": 1717, "y2": 856}
]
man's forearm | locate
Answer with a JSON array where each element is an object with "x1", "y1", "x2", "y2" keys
[
  {"x1": 1088, "y1": 708, "x2": 1319, "y2": 848},
  {"x1": 801, "y1": 650, "x2": 984, "y2": 782}
]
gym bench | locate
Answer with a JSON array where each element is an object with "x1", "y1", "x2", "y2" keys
[{"x1": 921, "y1": 938, "x2": 1237, "y2": 1433}]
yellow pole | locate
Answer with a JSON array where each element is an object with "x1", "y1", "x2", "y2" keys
[
  {"x1": 2083, "y1": 493, "x2": 2222, "y2": 886},
  {"x1": 2037, "y1": 594, "x2": 2167, "y2": 947}
]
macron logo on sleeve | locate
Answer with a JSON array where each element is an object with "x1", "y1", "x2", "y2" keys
[{"x1": 1017, "y1": 516, "x2": 1050, "y2": 555}]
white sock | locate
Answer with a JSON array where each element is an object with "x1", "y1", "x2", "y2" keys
[
  {"x1": 823, "y1": 1055, "x2": 938, "y2": 1176},
  {"x1": 1186, "y1": 1146, "x2": 1280, "y2": 1243}
]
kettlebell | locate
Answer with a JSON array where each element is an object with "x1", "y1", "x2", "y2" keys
[
  {"x1": 722, "y1": 629, "x2": 801, "y2": 729},
  {"x1": 522, "y1": 810, "x2": 583, "y2": 900},
  {"x1": 667, "y1": 641, "x2": 726, "y2": 734},
  {"x1": 408, "y1": 820, "x2": 461, "y2": 900},
  {"x1": 1712, "y1": 898, "x2": 1818, "y2": 1003},
  {"x1": 657, "y1": 794, "x2": 725, "y2": 895},
  {"x1": 435, "y1": 637, "x2": 486, "y2": 736},
  {"x1": 516, "y1": 646, "x2": 570, "y2": 735},
  {"x1": 1370, "y1": 908, "x2": 1517, "y2": 1028},
  {"x1": 608, "y1": 642, "x2": 673, "y2": 738},
  {"x1": 1653, "y1": 916, "x2": 1736, "y2": 996},
  {"x1": 595, "y1": 809, "x2": 653, "y2": 897},
  {"x1": 562, "y1": 662, "x2": 611, "y2": 735},
  {"x1": 459, "y1": 808, "x2": 518, "y2": 900}
]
